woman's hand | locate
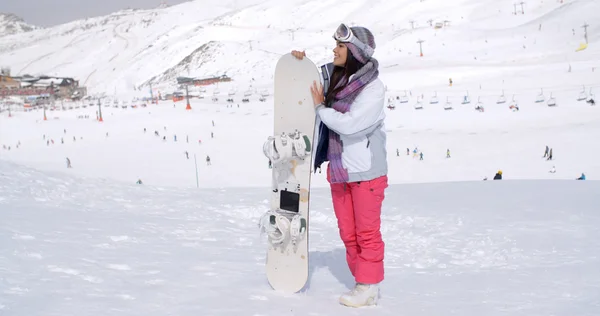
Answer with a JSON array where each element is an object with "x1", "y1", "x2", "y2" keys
[
  {"x1": 292, "y1": 51, "x2": 323, "y2": 107},
  {"x1": 310, "y1": 80, "x2": 324, "y2": 107},
  {"x1": 291, "y1": 50, "x2": 306, "y2": 60}
]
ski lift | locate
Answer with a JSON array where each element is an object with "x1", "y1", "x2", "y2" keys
[
  {"x1": 414, "y1": 97, "x2": 424, "y2": 110},
  {"x1": 462, "y1": 91, "x2": 471, "y2": 104},
  {"x1": 213, "y1": 89, "x2": 220, "y2": 96},
  {"x1": 387, "y1": 99, "x2": 396, "y2": 109},
  {"x1": 399, "y1": 90, "x2": 409, "y2": 103},
  {"x1": 198, "y1": 86, "x2": 207, "y2": 93},
  {"x1": 547, "y1": 92, "x2": 557, "y2": 107},
  {"x1": 577, "y1": 85, "x2": 587, "y2": 101},
  {"x1": 429, "y1": 91, "x2": 439, "y2": 104},
  {"x1": 443, "y1": 97, "x2": 453, "y2": 110},
  {"x1": 587, "y1": 88, "x2": 595, "y2": 105},
  {"x1": 244, "y1": 85, "x2": 253, "y2": 97},
  {"x1": 509, "y1": 95, "x2": 519, "y2": 112},
  {"x1": 535, "y1": 88, "x2": 545, "y2": 103},
  {"x1": 228, "y1": 88, "x2": 236, "y2": 97},
  {"x1": 496, "y1": 90, "x2": 506, "y2": 104},
  {"x1": 475, "y1": 96, "x2": 484, "y2": 112}
]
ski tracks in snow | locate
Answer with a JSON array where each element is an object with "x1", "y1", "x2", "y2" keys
[{"x1": 1, "y1": 162, "x2": 599, "y2": 315}]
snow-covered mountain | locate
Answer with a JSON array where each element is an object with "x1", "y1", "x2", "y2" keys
[
  {"x1": 0, "y1": 0, "x2": 598, "y2": 99},
  {"x1": 0, "y1": 13, "x2": 39, "y2": 38}
]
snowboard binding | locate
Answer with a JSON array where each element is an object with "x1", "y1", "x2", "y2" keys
[
  {"x1": 259, "y1": 210, "x2": 307, "y2": 252},
  {"x1": 262, "y1": 130, "x2": 311, "y2": 165}
]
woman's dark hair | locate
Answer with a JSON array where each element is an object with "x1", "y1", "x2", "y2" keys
[{"x1": 324, "y1": 45, "x2": 365, "y2": 106}]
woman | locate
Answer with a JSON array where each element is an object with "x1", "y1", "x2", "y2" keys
[{"x1": 292, "y1": 23, "x2": 388, "y2": 307}]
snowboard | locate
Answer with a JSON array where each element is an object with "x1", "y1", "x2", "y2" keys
[{"x1": 264, "y1": 53, "x2": 321, "y2": 294}]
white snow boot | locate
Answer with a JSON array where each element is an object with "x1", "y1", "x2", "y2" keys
[{"x1": 339, "y1": 283, "x2": 380, "y2": 308}]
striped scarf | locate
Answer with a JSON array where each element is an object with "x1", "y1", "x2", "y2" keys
[{"x1": 327, "y1": 57, "x2": 379, "y2": 183}]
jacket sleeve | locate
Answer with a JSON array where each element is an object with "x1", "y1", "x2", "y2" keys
[{"x1": 316, "y1": 79, "x2": 385, "y2": 137}]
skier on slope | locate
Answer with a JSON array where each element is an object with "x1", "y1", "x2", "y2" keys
[
  {"x1": 292, "y1": 23, "x2": 387, "y2": 308},
  {"x1": 494, "y1": 170, "x2": 502, "y2": 180}
]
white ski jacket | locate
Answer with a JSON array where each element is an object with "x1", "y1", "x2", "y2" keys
[{"x1": 315, "y1": 76, "x2": 388, "y2": 182}]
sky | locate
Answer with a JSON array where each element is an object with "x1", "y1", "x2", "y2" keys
[{"x1": 0, "y1": 0, "x2": 189, "y2": 27}]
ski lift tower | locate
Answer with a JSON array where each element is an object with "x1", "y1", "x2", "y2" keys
[
  {"x1": 417, "y1": 39, "x2": 425, "y2": 57},
  {"x1": 176, "y1": 76, "x2": 194, "y2": 110}
]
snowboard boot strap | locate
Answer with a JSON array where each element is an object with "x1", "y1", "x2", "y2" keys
[
  {"x1": 291, "y1": 130, "x2": 311, "y2": 159},
  {"x1": 289, "y1": 215, "x2": 307, "y2": 251},
  {"x1": 272, "y1": 133, "x2": 293, "y2": 164}
]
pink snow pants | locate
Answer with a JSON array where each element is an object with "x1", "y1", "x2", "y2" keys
[{"x1": 327, "y1": 167, "x2": 388, "y2": 284}]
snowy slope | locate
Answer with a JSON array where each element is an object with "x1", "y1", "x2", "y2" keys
[
  {"x1": 0, "y1": 13, "x2": 38, "y2": 38},
  {"x1": 1, "y1": 161, "x2": 599, "y2": 315},
  {"x1": 0, "y1": 0, "x2": 598, "y2": 98}
]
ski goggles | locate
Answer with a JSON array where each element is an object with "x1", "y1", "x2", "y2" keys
[{"x1": 332, "y1": 23, "x2": 374, "y2": 57}]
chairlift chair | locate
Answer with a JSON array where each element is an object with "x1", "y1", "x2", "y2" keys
[
  {"x1": 577, "y1": 85, "x2": 587, "y2": 101},
  {"x1": 443, "y1": 96, "x2": 453, "y2": 110},
  {"x1": 430, "y1": 91, "x2": 439, "y2": 104},
  {"x1": 462, "y1": 91, "x2": 471, "y2": 104},
  {"x1": 587, "y1": 89, "x2": 595, "y2": 106},
  {"x1": 535, "y1": 88, "x2": 545, "y2": 103},
  {"x1": 496, "y1": 90, "x2": 506, "y2": 104},
  {"x1": 399, "y1": 90, "x2": 409, "y2": 103},
  {"x1": 414, "y1": 97, "x2": 424, "y2": 110},
  {"x1": 547, "y1": 92, "x2": 557, "y2": 107},
  {"x1": 509, "y1": 95, "x2": 519, "y2": 111},
  {"x1": 475, "y1": 96, "x2": 484, "y2": 112}
]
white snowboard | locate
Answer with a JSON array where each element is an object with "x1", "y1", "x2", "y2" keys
[{"x1": 265, "y1": 53, "x2": 321, "y2": 294}]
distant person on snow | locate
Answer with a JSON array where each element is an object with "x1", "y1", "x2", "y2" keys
[
  {"x1": 546, "y1": 148, "x2": 553, "y2": 160},
  {"x1": 446, "y1": 148, "x2": 451, "y2": 158},
  {"x1": 291, "y1": 23, "x2": 388, "y2": 308},
  {"x1": 576, "y1": 173, "x2": 586, "y2": 180},
  {"x1": 66, "y1": 157, "x2": 72, "y2": 168},
  {"x1": 543, "y1": 145, "x2": 549, "y2": 158},
  {"x1": 549, "y1": 165, "x2": 556, "y2": 173},
  {"x1": 494, "y1": 170, "x2": 502, "y2": 180}
]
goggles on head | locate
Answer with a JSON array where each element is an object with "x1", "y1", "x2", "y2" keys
[{"x1": 333, "y1": 23, "x2": 374, "y2": 57}]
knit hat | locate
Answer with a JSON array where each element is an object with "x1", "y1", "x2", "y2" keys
[{"x1": 345, "y1": 26, "x2": 376, "y2": 64}]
